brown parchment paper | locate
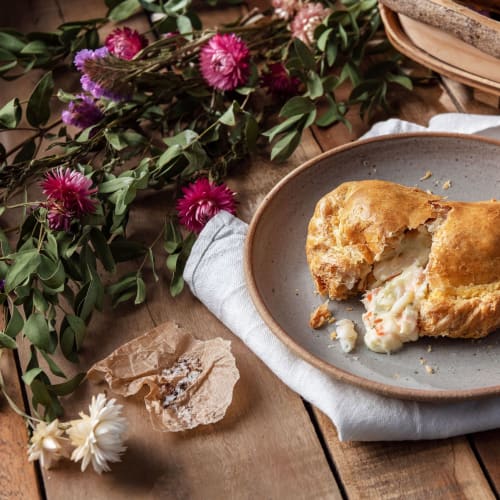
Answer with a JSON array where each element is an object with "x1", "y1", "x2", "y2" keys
[{"x1": 87, "y1": 321, "x2": 239, "y2": 431}]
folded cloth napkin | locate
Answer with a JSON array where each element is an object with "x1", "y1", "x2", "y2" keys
[{"x1": 184, "y1": 113, "x2": 500, "y2": 441}]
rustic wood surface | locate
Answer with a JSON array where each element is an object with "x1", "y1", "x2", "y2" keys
[{"x1": 1, "y1": 1, "x2": 500, "y2": 499}]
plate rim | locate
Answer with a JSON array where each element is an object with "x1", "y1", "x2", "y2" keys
[{"x1": 244, "y1": 132, "x2": 500, "y2": 402}]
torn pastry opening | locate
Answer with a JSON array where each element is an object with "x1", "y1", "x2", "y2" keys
[{"x1": 361, "y1": 219, "x2": 442, "y2": 354}]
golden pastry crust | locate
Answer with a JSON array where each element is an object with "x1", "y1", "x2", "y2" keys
[
  {"x1": 420, "y1": 201, "x2": 500, "y2": 338},
  {"x1": 306, "y1": 180, "x2": 500, "y2": 340},
  {"x1": 306, "y1": 180, "x2": 441, "y2": 299}
]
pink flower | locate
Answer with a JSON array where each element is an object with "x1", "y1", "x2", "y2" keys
[
  {"x1": 291, "y1": 2, "x2": 330, "y2": 46},
  {"x1": 176, "y1": 178, "x2": 237, "y2": 233},
  {"x1": 105, "y1": 27, "x2": 148, "y2": 61},
  {"x1": 262, "y1": 63, "x2": 300, "y2": 97},
  {"x1": 200, "y1": 34, "x2": 250, "y2": 91},
  {"x1": 272, "y1": 0, "x2": 302, "y2": 20},
  {"x1": 41, "y1": 168, "x2": 98, "y2": 231}
]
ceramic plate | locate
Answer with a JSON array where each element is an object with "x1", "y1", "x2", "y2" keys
[{"x1": 244, "y1": 133, "x2": 500, "y2": 401}]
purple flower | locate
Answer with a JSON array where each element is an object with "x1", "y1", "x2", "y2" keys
[
  {"x1": 200, "y1": 34, "x2": 250, "y2": 91},
  {"x1": 176, "y1": 178, "x2": 237, "y2": 233},
  {"x1": 74, "y1": 47, "x2": 126, "y2": 101},
  {"x1": 74, "y1": 47, "x2": 109, "y2": 71},
  {"x1": 61, "y1": 94, "x2": 104, "y2": 129}
]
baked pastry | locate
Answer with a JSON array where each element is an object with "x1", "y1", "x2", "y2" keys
[{"x1": 306, "y1": 180, "x2": 500, "y2": 353}]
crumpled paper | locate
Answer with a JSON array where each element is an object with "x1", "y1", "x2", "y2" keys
[{"x1": 87, "y1": 321, "x2": 239, "y2": 432}]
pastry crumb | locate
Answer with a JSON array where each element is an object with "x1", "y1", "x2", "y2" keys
[
  {"x1": 425, "y1": 365, "x2": 435, "y2": 375},
  {"x1": 427, "y1": 345, "x2": 432, "y2": 353},
  {"x1": 330, "y1": 331, "x2": 337, "y2": 340},
  {"x1": 420, "y1": 170, "x2": 432, "y2": 181},
  {"x1": 425, "y1": 189, "x2": 433, "y2": 195},
  {"x1": 442, "y1": 179, "x2": 452, "y2": 190},
  {"x1": 345, "y1": 306, "x2": 353, "y2": 311},
  {"x1": 309, "y1": 302, "x2": 332, "y2": 329},
  {"x1": 419, "y1": 357, "x2": 426, "y2": 365}
]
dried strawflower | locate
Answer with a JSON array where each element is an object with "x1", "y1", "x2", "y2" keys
[
  {"x1": 262, "y1": 62, "x2": 300, "y2": 97},
  {"x1": 176, "y1": 177, "x2": 237, "y2": 233},
  {"x1": 290, "y1": 2, "x2": 330, "y2": 46},
  {"x1": 61, "y1": 94, "x2": 104, "y2": 129},
  {"x1": 105, "y1": 27, "x2": 148, "y2": 60},
  {"x1": 27, "y1": 419, "x2": 64, "y2": 469},
  {"x1": 67, "y1": 394, "x2": 127, "y2": 474},
  {"x1": 272, "y1": 0, "x2": 302, "y2": 20},
  {"x1": 200, "y1": 33, "x2": 250, "y2": 91},
  {"x1": 41, "y1": 167, "x2": 97, "y2": 230}
]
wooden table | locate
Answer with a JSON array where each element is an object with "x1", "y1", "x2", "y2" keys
[{"x1": 1, "y1": 1, "x2": 500, "y2": 499}]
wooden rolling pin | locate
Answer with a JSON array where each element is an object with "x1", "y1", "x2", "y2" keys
[{"x1": 379, "y1": 0, "x2": 500, "y2": 58}]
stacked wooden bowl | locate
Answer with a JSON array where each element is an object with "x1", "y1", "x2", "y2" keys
[{"x1": 379, "y1": 0, "x2": 500, "y2": 103}]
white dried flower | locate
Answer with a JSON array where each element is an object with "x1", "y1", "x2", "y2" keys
[
  {"x1": 67, "y1": 393, "x2": 127, "y2": 474},
  {"x1": 27, "y1": 419, "x2": 64, "y2": 469}
]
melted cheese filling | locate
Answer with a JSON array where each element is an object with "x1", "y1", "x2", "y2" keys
[{"x1": 362, "y1": 229, "x2": 431, "y2": 354}]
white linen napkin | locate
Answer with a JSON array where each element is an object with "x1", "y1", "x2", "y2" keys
[{"x1": 184, "y1": 113, "x2": 500, "y2": 441}]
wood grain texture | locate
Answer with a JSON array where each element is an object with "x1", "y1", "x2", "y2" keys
[{"x1": 314, "y1": 409, "x2": 496, "y2": 500}]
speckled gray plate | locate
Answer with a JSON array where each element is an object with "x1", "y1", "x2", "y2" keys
[{"x1": 244, "y1": 133, "x2": 500, "y2": 401}]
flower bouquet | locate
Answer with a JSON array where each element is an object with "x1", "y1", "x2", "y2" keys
[{"x1": 0, "y1": 0, "x2": 419, "y2": 470}]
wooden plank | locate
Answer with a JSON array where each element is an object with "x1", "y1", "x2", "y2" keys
[
  {"x1": 314, "y1": 409, "x2": 495, "y2": 500},
  {"x1": 0, "y1": 348, "x2": 42, "y2": 500},
  {"x1": 8, "y1": 1, "x2": 343, "y2": 498}
]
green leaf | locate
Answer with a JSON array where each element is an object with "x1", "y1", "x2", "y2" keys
[
  {"x1": 0, "y1": 332, "x2": 17, "y2": 349},
  {"x1": 279, "y1": 97, "x2": 315, "y2": 118},
  {"x1": 270, "y1": 130, "x2": 301, "y2": 162},
  {"x1": 38, "y1": 254, "x2": 65, "y2": 289},
  {"x1": 293, "y1": 38, "x2": 316, "y2": 71},
  {"x1": 26, "y1": 71, "x2": 54, "y2": 127},
  {"x1": 5, "y1": 249, "x2": 40, "y2": 292},
  {"x1": 90, "y1": 228, "x2": 116, "y2": 272},
  {"x1": 109, "y1": 239, "x2": 147, "y2": 262},
  {"x1": 24, "y1": 313, "x2": 50, "y2": 351},
  {"x1": 219, "y1": 102, "x2": 240, "y2": 126},
  {"x1": 134, "y1": 276, "x2": 146, "y2": 305},
  {"x1": 65, "y1": 314, "x2": 86, "y2": 349},
  {"x1": 40, "y1": 350, "x2": 66, "y2": 378},
  {"x1": 263, "y1": 115, "x2": 302, "y2": 142},
  {"x1": 13, "y1": 138, "x2": 36, "y2": 164},
  {"x1": 108, "y1": 0, "x2": 141, "y2": 21},
  {"x1": 386, "y1": 73, "x2": 413, "y2": 90},
  {"x1": 164, "y1": 220, "x2": 183, "y2": 254},
  {"x1": 0, "y1": 98, "x2": 21, "y2": 129},
  {"x1": 75, "y1": 276, "x2": 103, "y2": 322},
  {"x1": 22, "y1": 367, "x2": 43, "y2": 386},
  {"x1": 20, "y1": 40, "x2": 48, "y2": 54},
  {"x1": 317, "y1": 28, "x2": 332, "y2": 52},
  {"x1": 176, "y1": 15, "x2": 192, "y2": 35},
  {"x1": 306, "y1": 72, "x2": 323, "y2": 99},
  {"x1": 50, "y1": 372, "x2": 85, "y2": 396},
  {"x1": 0, "y1": 32, "x2": 25, "y2": 53},
  {"x1": 5, "y1": 307, "x2": 23, "y2": 338}
]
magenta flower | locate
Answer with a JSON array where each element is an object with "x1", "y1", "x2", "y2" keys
[
  {"x1": 105, "y1": 27, "x2": 148, "y2": 61},
  {"x1": 290, "y1": 2, "x2": 330, "y2": 46},
  {"x1": 176, "y1": 178, "x2": 237, "y2": 233},
  {"x1": 272, "y1": 0, "x2": 301, "y2": 20},
  {"x1": 200, "y1": 34, "x2": 250, "y2": 91},
  {"x1": 61, "y1": 94, "x2": 104, "y2": 129},
  {"x1": 262, "y1": 63, "x2": 300, "y2": 97},
  {"x1": 41, "y1": 168, "x2": 98, "y2": 231}
]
